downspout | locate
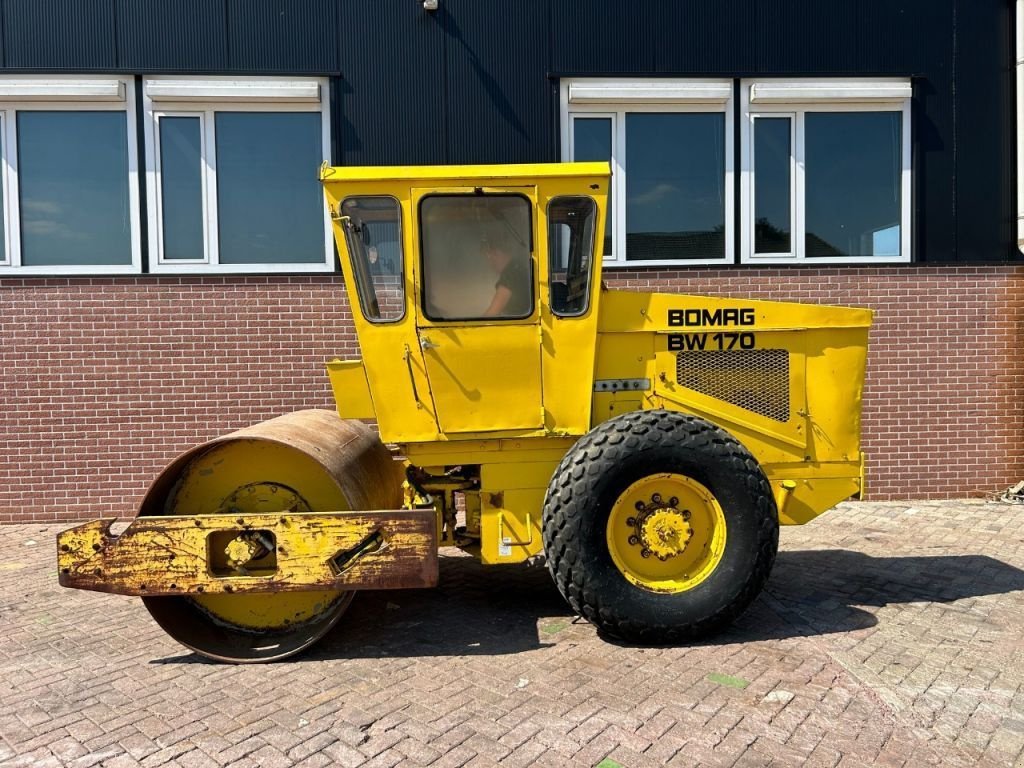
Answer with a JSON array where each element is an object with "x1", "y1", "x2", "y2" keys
[{"x1": 1018, "y1": 0, "x2": 1024, "y2": 249}]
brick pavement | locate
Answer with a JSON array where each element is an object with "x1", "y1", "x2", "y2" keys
[{"x1": 1, "y1": 500, "x2": 1023, "y2": 767}]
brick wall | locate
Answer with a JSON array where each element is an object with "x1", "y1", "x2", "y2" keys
[{"x1": 2, "y1": 266, "x2": 1022, "y2": 523}]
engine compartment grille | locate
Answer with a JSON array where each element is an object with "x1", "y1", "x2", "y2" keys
[{"x1": 675, "y1": 349, "x2": 791, "y2": 422}]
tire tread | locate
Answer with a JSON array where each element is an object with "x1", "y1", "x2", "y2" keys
[{"x1": 542, "y1": 410, "x2": 778, "y2": 643}]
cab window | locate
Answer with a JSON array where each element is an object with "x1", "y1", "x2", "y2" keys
[
  {"x1": 548, "y1": 196, "x2": 597, "y2": 317},
  {"x1": 340, "y1": 196, "x2": 405, "y2": 323},
  {"x1": 420, "y1": 195, "x2": 533, "y2": 321}
]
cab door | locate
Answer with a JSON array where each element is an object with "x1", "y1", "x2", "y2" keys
[{"x1": 413, "y1": 187, "x2": 543, "y2": 434}]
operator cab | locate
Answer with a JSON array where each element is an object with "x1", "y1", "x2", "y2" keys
[{"x1": 323, "y1": 164, "x2": 610, "y2": 443}]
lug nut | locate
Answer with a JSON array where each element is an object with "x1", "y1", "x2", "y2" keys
[
  {"x1": 651, "y1": 493, "x2": 662, "y2": 504},
  {"x1": 626, "y1": 517, "x2": 636, "y2": 527},
  {"x1": 634, "y1": 501, "x2": 645, "y2": 511},
  {"x1": 669, "y1": 496, "x2": 679, "y2": 507},
  {"x1": 641, "y1": 548, "x2": 651, "y2": 558},
  {"x1": 628, "y1": 535, "x2": 639, "y2": 545}
]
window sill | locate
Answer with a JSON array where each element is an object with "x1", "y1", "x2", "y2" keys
[
  {"x1": 147, "y1": 262, "x2": 337, "y2": 275},
  {"x1": 740, "y1": 255, "x2": 911, "y2": 266},
  {"x1": 0, "y1": 264, "x2": 141, "y2": 276},
  {"x1": 602, "y1": 258, "x2": 731, "y2": 268}
]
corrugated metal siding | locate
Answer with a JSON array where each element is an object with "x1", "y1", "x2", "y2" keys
[
  {"x1": 900, "y1": 0, "x2": 956, "y2": 262},
  {"x1": 755, "y1": 0, "x2": 858, "y2": 74},
  {"x1": 337, "y1": 1, "x2": 446, "y2": 166},
  {"x1": 226, "y1": 0, "x2": 337, "y2": 73},
  {"x1": 0, "y1": 0, "x2": 1013, "y2": 262},
  {"x1": 954, "y1": 0, "x2": 1017, "y2": 262},
  {"x1": 444, "y1": 0, "x2": 553, "y2": 164},
  {"x1": 551, "y1": 0, "x2": 653, "y2": 75},
  {"x1": 652, "y1": 0, "x2": 755, "y2": 75},
  {"x1": 116, "y1": 0, "x2": 227, "y2": 72},
  {"x1": 913, "y1": 77, "x2": 957, "y2": 262},
  {"x1": 855, "y1": 1, "x2": 923, "y2": 73},
  {"x1": 4, "y1": 0, "x2": 116, "y2": 70}
]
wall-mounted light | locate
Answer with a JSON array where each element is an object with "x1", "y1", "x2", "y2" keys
[{"x1": 422, "y1": 0, "x2": 438, "y2": 10}]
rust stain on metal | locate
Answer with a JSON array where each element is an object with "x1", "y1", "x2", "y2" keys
[{"x1": 57, "y1": 510, "x2": 437, "y2": 596}]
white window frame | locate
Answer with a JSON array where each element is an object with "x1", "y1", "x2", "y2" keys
[
  {"x1": 560, "y1": 78, "x2": 735, "y2": 267},
  {"x1": 0, "y1": 75, "x2": 142, "y2": 275},
  {"x1": 747, "y1": 112, "x2": 798, "y2": 259},
  {"x1": 143, "y1": 76, "x2": 333, "y2": 274},
  {"x1": 740, "y1": 78, "x2": 912, "y2": 265},
  {"x1": 567, "y1": 110, "x2": 618, "y2": 260}
]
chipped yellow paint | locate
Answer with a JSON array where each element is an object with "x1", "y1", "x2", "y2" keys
[
  {"x1": 57, "y1": 163, "x2": 872, "y2": 631},
  {"x1": 322, "y1": 161, "x2": 871, "y2": 555},
  {"x1": 57, "y1": 511, "x2": 437, "y2": 596}
]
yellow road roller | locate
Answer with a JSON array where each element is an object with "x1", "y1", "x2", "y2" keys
[{"x1": 57, "y1": 162, "x2": 872, "y2": 662}]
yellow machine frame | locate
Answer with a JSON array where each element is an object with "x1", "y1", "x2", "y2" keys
[
  {"x1": 56, "y1": 161, "x2": 872, "y2": 662},
  {"x1": 321, "y1": 162, "x2": 871, "y2": 565}
]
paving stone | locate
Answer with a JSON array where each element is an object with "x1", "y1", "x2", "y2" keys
[{"x1": 2, "y1": 501, "x2": 1024, "y2": 767}]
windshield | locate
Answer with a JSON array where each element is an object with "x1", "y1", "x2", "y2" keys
[{"x1": 419, "y1": 194, "x2": 534, "y2": 321}]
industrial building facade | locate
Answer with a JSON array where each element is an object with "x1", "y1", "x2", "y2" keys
[{"x1": 0, "y1": 0, "x2": 1020, "y2": 522}]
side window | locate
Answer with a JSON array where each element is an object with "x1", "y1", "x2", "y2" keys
[
  {"x1": 340, "y1": 196, "x2": 405, "y2": 323},
  {"x1": 548, "y1": 196, "x2": 597, "y2": 317},
  {"x1": 420, "y1": 195, "x2": 533, "y2": 321},
  {"x1": 741, "y1": 79, "x2": 912, "y2": 264},
  {"x1": 563, "y1": 79, "x2": 735, "y2": 266},
  {"x1": 143, "y1": 77, "x2": 332, "y2": 274},
  {"x1": 0, "y1": 77, "x2": 142, "y2": 275}
]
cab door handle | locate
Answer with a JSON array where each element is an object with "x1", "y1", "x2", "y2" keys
[{"x1": 420, "y1": 337, "x2": 439, "y2": 351}]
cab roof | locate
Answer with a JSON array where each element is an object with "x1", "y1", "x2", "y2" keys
[{"x1": 320, "y1": 161, "x2": 611, "y2": 183}]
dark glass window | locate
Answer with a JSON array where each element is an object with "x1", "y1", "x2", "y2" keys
[
  {"x1": 216, "y1": 112, "x2": 324, "y2": 265},
  {"x1": 420, "y1": 195, "x2": 533, "y2": 321},
  {"x1": 805, "y1": 112, "x2": 902, "y2": 258},
  {"x1": 341, "y1": 196, "x2": 404, "y2": 323},
  {"x1": 159, "y1": 116, "x2": 204, "y2": 261},
  {"x1": 625, "y1": 112, "x2": 725, "y2": 261},
  {"x1": 548, "y1": 196, "x2": 597, "y2": 317},
  {"x1": 753, "y1": 117, "x2": 792, "y2": 254},
  {"x1": 18, "y1": 112, "x2": 131, "y2": 267}
]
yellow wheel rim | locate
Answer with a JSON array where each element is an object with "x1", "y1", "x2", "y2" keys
[{"x1": 606, "y1": 473, "x2": 727, "y2": 593}]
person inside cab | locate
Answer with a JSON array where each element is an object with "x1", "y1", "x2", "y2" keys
[{"x1": 481, "y1": 230, "x2": 532, "y2": 318}]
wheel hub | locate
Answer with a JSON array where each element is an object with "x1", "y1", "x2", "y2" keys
[
  {"x1": 625, "y1": 493, "x2": 694, "y2": 561},
  {"x1": 639, "y1": 509, "x2": 693, "y2": 560},
  {"x1": 217, "y1": 482, "x2": 311, "y2": 516}
]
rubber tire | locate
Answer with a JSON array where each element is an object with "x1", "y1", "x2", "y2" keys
[{"x1": 542, "y1": 409, "x2": 779, "y2": 644}]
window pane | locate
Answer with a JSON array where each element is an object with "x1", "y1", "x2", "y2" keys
[
  {"x1": 805, "y1": 112, "x2": 902, "y2": 258},
  {"x1": 572, "y1": 117, "x2": 612, "y2": 257},
  {"x1": 548, "y1": 196, "x2": 596, "y2": 317},
  {"x1": 420, "y1": 195, "x2": 533, "y2": 321},
  {"x1": 18, "y1": 111, "x2": 131, "y2": 267},
  {"x1": 340, "y1": 196, "x2": 404, "y2": 323},
  {"x1": 625, "y1": 112, "x2": 725, "y2": 261},
  {"x1": 215, "y1": 112, "x2": 324, "y2": 264},
  {"x1": 754, "y1": 117, "x2": 791, "y2": 254},
  {"x1": 160, "y1": 116, "x2": 204, "y2": 260}
]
